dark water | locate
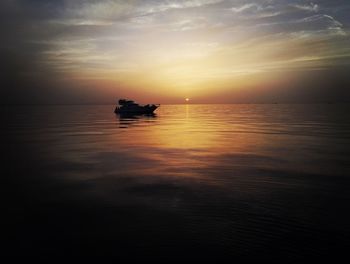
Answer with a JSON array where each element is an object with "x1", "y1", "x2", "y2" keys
[{"x1": 3, "y1": 104, "x2": 350, "y2": 261}]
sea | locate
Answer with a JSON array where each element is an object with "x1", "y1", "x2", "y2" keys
[{"x1": 3, "y1": 104, "x2": 350, "y2": 261}]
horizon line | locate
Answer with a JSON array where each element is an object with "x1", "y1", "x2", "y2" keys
[{"x1": 1, "y1": 102, "x2": 349, "y2": 106}]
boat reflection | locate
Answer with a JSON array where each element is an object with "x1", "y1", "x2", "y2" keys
[{"x1": 117, "y1": 113, "x2": 157, "y2": 128}]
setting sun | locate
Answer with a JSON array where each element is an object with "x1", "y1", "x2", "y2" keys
[{"x1": 185, "y1": 98, "x2": 190, "y2": 102}]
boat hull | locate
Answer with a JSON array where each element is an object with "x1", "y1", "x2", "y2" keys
[{"x1": 114, "y1": 105, "x2": 158, "y2": 114}]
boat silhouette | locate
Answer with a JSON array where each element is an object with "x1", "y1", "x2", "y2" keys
[{"x1": 114, "y1": 99, "x2": 160, "y2": 115}]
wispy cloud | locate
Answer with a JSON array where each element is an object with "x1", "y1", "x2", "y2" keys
[
  {"x1": 142, "y1": 0, "x2": 224, "y2": 13},
  {"x1": 231, "y1": 3, "x2": 262, "y2": 13},
  {"x1": 291, "y1": 3, "x2": 319, "y2": 12}
]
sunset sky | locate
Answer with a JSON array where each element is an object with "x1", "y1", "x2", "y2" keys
[{"x1": 1, "y1": 0, "x2": 350, "y2": 104}]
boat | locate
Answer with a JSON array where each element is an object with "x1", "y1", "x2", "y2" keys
[{"x1": 114, "y1": 99, "x2": 159, "y2": 114}]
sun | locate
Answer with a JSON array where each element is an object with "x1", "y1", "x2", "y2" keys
[{"x1": 185, "y1": 98, "x2": 190, "y2": 102}]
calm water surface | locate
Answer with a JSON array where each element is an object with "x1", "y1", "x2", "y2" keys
[{"x1": 3, "y1": 104, "x2": 350, "y2": 261}]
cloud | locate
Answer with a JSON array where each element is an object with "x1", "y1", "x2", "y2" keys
[
  {"x1": 291, "y1": 3, "x2": 319, "y2": 12},
  {"x1": 1, "y1": 0, "x2": 350, "y2": 103},
  {"x1": 231, "y1": 3, "x2": 262, "y2": 13},
  {"x1": 142, "y1": 0, "x2": 224, "y2": 13}
]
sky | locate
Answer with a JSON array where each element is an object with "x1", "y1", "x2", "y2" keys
[{"x1": 1, "y1": 0, "x2": 350, "y2": 104}]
